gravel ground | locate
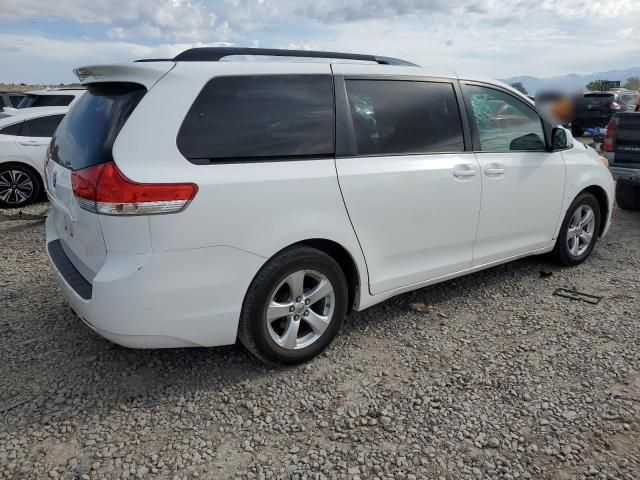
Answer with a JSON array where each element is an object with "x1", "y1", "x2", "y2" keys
[{"x1": 1, "y1": 202, "x2": 639, "y2": 480}]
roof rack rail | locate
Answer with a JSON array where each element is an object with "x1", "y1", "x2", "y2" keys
[{"x1": 150, "y1": 47, "x2": 418, "y2": 66}]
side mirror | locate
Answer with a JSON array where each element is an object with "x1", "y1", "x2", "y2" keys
[{"x1": 551, "y1": 127, "x2": 569, "y2": 150}]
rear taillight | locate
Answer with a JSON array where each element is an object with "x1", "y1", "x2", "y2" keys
[
  {"x1": 603, "y1": 117, "x2": 619, "y2": 153},
  {"x1": 71, "y1": 162, "x2": 198, "y2": 215},
  {"x1": 611, "y1": 101, "x2": 621, "y2": 110}
]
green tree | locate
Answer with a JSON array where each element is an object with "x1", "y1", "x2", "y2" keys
[
  {"x1": 586, "y1": 80, "x2": 605, "y2": 92},
  {"x1": 510, "y1": 82, "x2": 528, "y2": 95},
  {"x1": 623, "y1": 76, "x2": 640, "y2": 91}
]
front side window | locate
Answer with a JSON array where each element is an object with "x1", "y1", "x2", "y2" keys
[
  {"x1": 465, "y1": 84, "x2": 546, "y2": 152},
  {"x1": 177, "y1": 75, "x2": 335, "y2": 162},
  {"x1": 21, "y1": 114, "x2": 65, "y2": 137},
  {"x1": 345, "y1": 80, "x2": 464, "y2": 156}
]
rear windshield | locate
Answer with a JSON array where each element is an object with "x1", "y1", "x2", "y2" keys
[
  {"x1": 50, "y1": 83, "x2": 146, "y2": 170},
  {"x1": 17, "y1": 94, "x2": 75, "y2": 109},
  {"x1": 582, "y1": 94, "x2": 614, "y2": 109}
]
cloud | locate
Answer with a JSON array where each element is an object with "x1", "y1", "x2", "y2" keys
[
  {"x1": 0, "y1": 0, "x2": 639, "y2": 82},
  {"x1": 0, "y1": 0, "x2": 219, "y2": 41}
]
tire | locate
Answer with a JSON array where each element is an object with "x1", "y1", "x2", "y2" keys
[
  {"x1": 0, "y1": 163, "x2": 42, "y2": 208},
  {"x1": 552, "y1": 192, "x2": 601, "y2": 266},
  {"x1": 615, "y1": 179, "x2": 640, "y2": 211},
  {"x1": 238, "y1": 246, "x2": 348, "y2": 365}
]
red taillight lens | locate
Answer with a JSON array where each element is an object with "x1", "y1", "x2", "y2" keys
[
  {"x1": 72, "y1": 162, "x2": 198, "y2": 215},
  {"x1": 603, "y1": 117, "x2": 619, "y2": 153}
]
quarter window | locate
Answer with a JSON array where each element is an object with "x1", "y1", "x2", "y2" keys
[
  {"x1": 464, "y1": 84, "x2": 545, "y2": 152},
  {"x1": 21, "y1": 115, "x2": 65, "y2": 137},
  {"x1": 177, "y1": 75, "x2": 335, "y2": 162},
  {"x1": 345, "y1": 80, "x2": 465, "y2": 156},
  {"x1": 0, "y1": 121, "x2": 23, "y2": 136}
]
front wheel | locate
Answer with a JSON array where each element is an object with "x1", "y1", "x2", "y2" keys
[
  {"x1": 552, "y1": 192, "x2": 601, "y2": 266},
  {"x1": 238, "y1": 246, "x2": 348, "y2": 365}
]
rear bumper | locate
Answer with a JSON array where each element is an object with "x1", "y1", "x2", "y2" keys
[
  {"x1": 609, "y1": 164, "x2": 640, "y2": 183},
  {"x1": 46, "y1": 215, "x2": 265, "y2": 349}
]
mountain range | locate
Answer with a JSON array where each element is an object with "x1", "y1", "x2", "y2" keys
[{"x1": 501, "y1": 67, "x2": 640, "y2": 95}]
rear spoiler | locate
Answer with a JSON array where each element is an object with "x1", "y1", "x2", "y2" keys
[{"x1": 73, "y1": 62, "x2": 175, "y2": 89}]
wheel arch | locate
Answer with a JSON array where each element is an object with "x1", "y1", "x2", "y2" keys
[
  {"x1": 284, "y1": 238, "x2": 362, "y2": 314},
  {"x1": 581, "y1": 185, "x2": 609, "y2": 237}
]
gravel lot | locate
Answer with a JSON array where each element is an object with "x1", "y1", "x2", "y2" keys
[{"x1": 1, "y1": 202, "x2": 639, "y2": 480}]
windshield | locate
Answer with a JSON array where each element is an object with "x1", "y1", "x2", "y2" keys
[{"x1": 50, "y1": 83, "x2": 146, "y2": 170}]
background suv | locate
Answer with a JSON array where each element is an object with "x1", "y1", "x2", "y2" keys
[
  {"x1": 45, "y1": 48, "x2": 614, "y2": 364},
  {"x1": 2, "y1": 88, "x2": 84, "y2": 114}
]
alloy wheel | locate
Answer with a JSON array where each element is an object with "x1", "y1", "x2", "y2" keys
[
  {"x1": 265, "y1": 270, "x2": 335, "y2": 350},
  {"x1": 566, "y1": 205, "x2": 596, "y2": 257},
  {"x1": 0, "y1": 169, "x2": 34, "y2": 206}
]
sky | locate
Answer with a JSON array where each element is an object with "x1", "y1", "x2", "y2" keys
[{"x1": 1, "y1": 0, "x2": 639, "y2": 84}]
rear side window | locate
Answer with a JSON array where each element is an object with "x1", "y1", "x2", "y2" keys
[
  {"x1": 177, "y1": 75, "x2": 335, "y2": 163},
  {"x1": 0, "y1": 121, "x2": 23, "y2": 136},
  {"x1": 50, "y1": 83, "x2": 146, "y2": 170},
  {"x1": 345, "y1": 80, "x2": 464, "y2": 156},
  {"x1": 21, "y1": 114, "x2": 65, "y2": 137},
  {"x1": 34, "y1": 95, "x2": 74, "y2": 107},
  {"x1": 9, "y1": 95, "x2": 23, "y2": 107}
]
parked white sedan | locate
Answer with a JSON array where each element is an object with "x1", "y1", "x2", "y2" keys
[{"x1": 0, "y1": 108, "x2": 67, "y2": 207}]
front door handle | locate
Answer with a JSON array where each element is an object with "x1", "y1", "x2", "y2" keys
[
  {"x1": 485, "y1": 164, "x2": 506, "y2": 176},
  {"x1": 453, "y1": 164, "x2": 478, "y2": 178}
]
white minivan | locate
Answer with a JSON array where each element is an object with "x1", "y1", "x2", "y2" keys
[{"x1": 45, "y1": 48, "x2": 614, "y2": 364}]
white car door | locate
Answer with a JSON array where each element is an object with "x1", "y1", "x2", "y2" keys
[
  {"x1": 15, "y1": 114, "x2": 65, "y2": 175},
  {"x1": 335, "y1": 77, "x2": 482, "y2": 295},
  {"x1": 461, "y1": 83, "x2": 565, "y2": 266}
]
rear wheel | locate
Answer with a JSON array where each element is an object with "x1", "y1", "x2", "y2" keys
[
  {"x1": 0, "y1": 164, "x2": 41, "y2": 208},
  {"x1": 238, "y1": 246, "x2": 348, "y2": 365},
  {"x1": 615, "y1": 179, "x2": 640, "y2": 211},
  {"x1": 552, "y1": 192, "x2": 601, "y2": 266}
]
